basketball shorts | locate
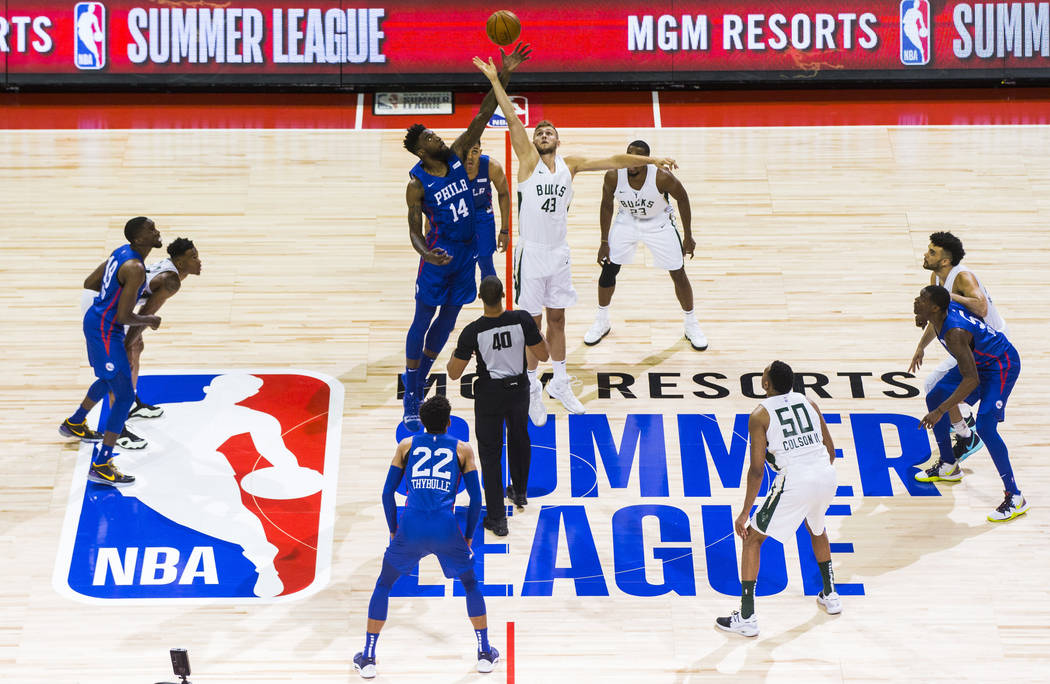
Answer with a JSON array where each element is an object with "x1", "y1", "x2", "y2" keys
[
  {"x1": 749, "y1": 463, "x2": 837, "y2": 544},
  {"x1": 929, "y1": 345, "x2": 1020, "y2": 423},
  {"x1": 415, "y1": 238, "x2": 478, "y2": 307},
  {"x1": 82, "y1": 310, "x2": 131, "y2": 380},
  {"x1": 608, "y1": 214, "x2": 684, "y2": 271},
  {"x1": 384, "y1": 510, "x2": 475, "y2": 579},
  {"x1": 475, "y1": 211, "x2": 497, "y2": 258},
  {"x1": 513, "y1": 241, "x2": 577, "y2": 316}
]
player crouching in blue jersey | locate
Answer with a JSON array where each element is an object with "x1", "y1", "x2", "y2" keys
[
  {"x1": 354, "y1": 395, "x2": 499, "y2": 679},
  {"x1": 913, "y1": 285, "x2": 1028, "y2": 522}
]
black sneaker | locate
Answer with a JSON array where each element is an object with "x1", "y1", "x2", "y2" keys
[
  {"x1": 89, "y1": 459, "x2": 135, "y2": 486},
  {"x1": 116, "y1": 427, "x2": 147, "y2": 450},
  {"x1": 483, "y1": 516, "x2": 508, "y2": 536},
  {"x1": 505, "y1": 485, "x2": 527, "y2": 509},
  {"x1": 59, "y1": 418, "x2": 102, "y2": 442},
  {"x1": 128, "y1": 398, "x2": 164, "y2": 419},
  {"x1": 952, "y1": 430, "x2": 984, "y2": 462}
]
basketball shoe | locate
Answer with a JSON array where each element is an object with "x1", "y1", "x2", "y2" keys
[
  {"x1": 952, "y1": 430, "x2": 983, "y2": 462},
  {"x1": 401, "y1": 373, "x2": 422, "y2": 432},
  {"x1": 546, "y1": 376, "x2": 585, "y2": 414},
  {"x1": 987, "y1": 492, "x2": 1029, "y2": 522},
  {"x1": 583, "y1": 311, "x2": 611, "y2": 346},
  {"x1": 477, "y1": 646, "x2": 500, "y2": 673},
  {"x1": 528, "y1": 378, "x2": 548, "y2": 426},
  {"x1": 128, "y1": 397, "x2": 164, "y2": 419},
  {"x1": 817, "y1": 591, "x2": 843, "y2": 615},
  {"x1": 116, "y1": 427, "x2": 147, "y2": 450},
  {"x1": 352, "y1": 652, "x2": 376, "y2": 679},
  {"x1": 89, "y1": 459, "x2": 135, "y2": 486},
  {"x1": 59, "y1": 418, "x2": 102, "y2": 442},
  {"x1": 715, "y1": 610, "x2": 758, "y2": 637},
  {"x1": 684, "y1": 319, "x2": 709, "y2": 351},
  {"x1": 914, "y1": 457, "x2": 963, "y2": 483}
]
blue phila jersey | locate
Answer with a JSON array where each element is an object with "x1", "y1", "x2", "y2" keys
[
  {"x1": 410, "y1": 153, "x2": 476, "y2": 244},
  {"x1": 472, "y1": 155, "x2": 493, "y2": 214},
  {"x1": 404, "y1": 432, "x2": 462, "y2": 513},
  {"x1": 88, "y1": 244, "x2": 146, "y2": 332},
  {"x1": 938, "y1": 302, "x2": 1013, "y2": 369}
]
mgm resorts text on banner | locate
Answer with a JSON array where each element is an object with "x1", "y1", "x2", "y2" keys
[{"x1": 2, "y1": 1, "x2": 1050, "y2": 87}]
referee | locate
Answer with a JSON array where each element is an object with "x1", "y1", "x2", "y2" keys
[{"x1": 447, "y1": 276, "x2": 548, "y2": 537}]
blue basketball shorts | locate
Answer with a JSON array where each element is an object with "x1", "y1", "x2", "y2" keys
[
  {"x1": 930, "y1": 345, "x2": 1020, "y2": 422},
  {"x1": 384, "y1": 511, "x2": 474, "y2": 579},
  {"x1": 415, "y1": 239, "x2": 477, "y2": 307},
  {"x1": 82, "y1": 311, "x2": 131, "y2": 380}
]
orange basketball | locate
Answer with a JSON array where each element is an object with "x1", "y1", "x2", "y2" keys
[{"x1": 486, "y1": 10, "x2": 521, "y2": 46}]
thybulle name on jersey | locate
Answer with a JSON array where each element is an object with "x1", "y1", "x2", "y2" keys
[{"x1": 125, "y1": 7, "x2": 386, "y2": 65}]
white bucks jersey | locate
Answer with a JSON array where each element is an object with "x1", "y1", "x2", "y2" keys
[
  {"x1": 143, "y1": 258, "x2": 178, "y2": 299},
  {"x1": 937, "y1": 264, "x2": 1007, "y2": 334},
  {"x1": 518, "y1": 155, "x2": 573, "y2": 246},
  {"x1": 614, "y1": 165, "x2": 673, "y2": 225},
  {"x1": 761, "y1": 392, "x2": 827, "y2": 471}
]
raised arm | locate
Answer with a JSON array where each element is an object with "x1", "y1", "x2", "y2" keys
[
  {"x1": 406, "y1": 176, "x2": 451, "y2": 265},
  {"x1": 474, "y1": 56, "x2": 538, "y2": 179},
  {"x1": 489, "y1": 158, "x2": 512, "y2": 253},
  {"x1": 656, "y1": 169, "x2": 694, "y2": 258},
  {"x1": 452, "y1": 43, "x2": 531, "y2": 158},
  {"x1": 597, "y1": 170, "x2": 617, "y2": 265},
  {"x1": 564, "y1": 153, "x2": 677, "y2": 176}
]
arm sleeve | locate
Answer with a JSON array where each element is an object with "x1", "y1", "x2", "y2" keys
[
  {"x1": 381, "y1": 465, "x2": 404, "y2": 534},
  {"x1": 453, "y1": 322, "x2": 475, "y2": 361},
  {"x1": 462, "y1": 470, "x2": 482, "y2": 539},
  {"x1": 521, "y1": 311, "x2": 543, "y2": 346}
]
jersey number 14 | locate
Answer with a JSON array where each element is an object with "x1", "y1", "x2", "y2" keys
[{"x1": 450, "y1": 198, "x2": 470, "y2": 222}]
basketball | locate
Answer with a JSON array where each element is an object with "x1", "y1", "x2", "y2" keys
[{"x1": 486, "y1": 10, "x2": 521, "y2": 46}]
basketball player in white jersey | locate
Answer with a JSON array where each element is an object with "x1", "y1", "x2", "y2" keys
[
  {"x1": 474, "y1": 56, "x2": 677, "y2": 422},
  {"x1": 584, "y1": 140, "x2": 707, "y2": 350},
  {"x1": 81, "y1": 237, "x2": 202, "y2": 430},
  {"x1": 716, "y1": 360, "x2": 842, "y2": 636},
  {"x1": 908, "y1": 231, "x2": 1005, "y2": 465}
]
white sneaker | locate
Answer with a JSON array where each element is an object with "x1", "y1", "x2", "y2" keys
[
  {"x1": 914, "y1": 458, "x2": 963, "y2": 483},
  {"x1": 714, "y1": 610, "x2": 758, "y2": 637},
  {"x1": 528, "y1": 380, "x2": 548, "y2": 426},
  {"x1": 684, "y1": 319, "x2": 708, "y2": 350},
  {"x1": 584, "y1": 314, "x2": 611, "y2": 346},
  {"x1": 817, "y1": 591, "x2": 842, "y2": 615},
  {"x1": 988, "y1": 492, "x2": 1030, "y2": 522},
  {"x1": 547, "y1": 377, "x2": 585, "y2": 414}
]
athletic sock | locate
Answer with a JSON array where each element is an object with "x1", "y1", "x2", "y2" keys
[
  {"x1": 819, "y1": 560, "x2": 836, "y2": 596},
  {"x1": 416, "y1": 355, "x2": 436, "y2": 398},
  {"x1": 552, "y1": 360, "x2": 568, "y2": 383},
  {"x1": 70, "y1": 406, "x2": 89, "y2": 424},
  {"x1": 363, "y1": 632, "x2": 379, "y2": 659},
  {"x1": 93, "y1": 443, "x2": 114, "y2": 466},
  {"x1": 475, "y1": 628, "x2": 490, "y2": 653},
  {"x1": 597, "y1": 305, "x2": 609, "y2": 319},
  {"x1": 741, "y1": 580, "x2": 756, "y2": 619},
  {"x1": 527, "y1": 369, "x2": 538, "y2": 387},
  {"x1": 952, "y1": 419, "x2": 972, "y2": 439},
  {"x1": 683, "y1": 308, "x2": 697, "y2": 322},
  {"x1": 403, "y1": 367, "x2": 419, "y2": 400}
]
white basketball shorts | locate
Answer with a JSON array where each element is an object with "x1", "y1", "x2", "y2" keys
[
  {"x1": 749, "y1": 463, "x2": 837, "y2": 543},
  {"x1": 608, "y1": 214, "x2": 684, "y2": 271}
]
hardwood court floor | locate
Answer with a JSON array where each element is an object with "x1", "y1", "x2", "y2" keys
[{"x1": 1, "y1": 123, "x2": 1048, "y2": 683}]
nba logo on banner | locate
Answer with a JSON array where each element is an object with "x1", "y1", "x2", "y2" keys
[
  {"x1": 900, "y1": 0, "x2": 931, "y2": 66},
  {"x1": 74, "y1": 2, "x2": 107, "y2": 70},
  {"x1": 54, "y1": 371, "x2": 343, "y2": 603},
  {"x1": 488, "y1": 95, "x2": 529, "y2": 128}
]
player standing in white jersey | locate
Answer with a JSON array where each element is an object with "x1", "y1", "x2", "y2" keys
[
  {"x1": 716, "y1": 360, "x2": 842, "y2": 637},
  {"x1": 909, "y1": 231, "x2": 1006, "y2": 464},
  {"x1": 584, "y1": 140, "x2": 707, "y2": 350},
  {"x1": 474, "y1": 56, "x2": 677, "y2": 422}
]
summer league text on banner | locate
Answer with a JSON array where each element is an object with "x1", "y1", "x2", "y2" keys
[{"x1": 4, "y1": 2, "x2": 1050, "y2": 87}]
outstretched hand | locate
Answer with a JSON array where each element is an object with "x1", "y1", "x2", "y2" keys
[
  {"x1": 500, "y1": 42, "x2": 532, "y2": 72},
  {"x1": 654, "y1": 157, "x2": 678, "y2": 171},
  {"x1": 473, "y1": 56, "x2": 499, "y2": 82}
]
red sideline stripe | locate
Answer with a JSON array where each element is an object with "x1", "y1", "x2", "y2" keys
[{"x1": 506, "y1": 620, "x2": 515, "y2": 684}]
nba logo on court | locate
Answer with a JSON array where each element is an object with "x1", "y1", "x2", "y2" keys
[
  {"x1": 54, "y1": 371, "x2": 343, "y2": 603},
  {"x1": 74, "y1": 2, "x2": 107, "y2": 70},
  {"x1": 899, "y1": 0, "x2": 931, "y2": 66}
]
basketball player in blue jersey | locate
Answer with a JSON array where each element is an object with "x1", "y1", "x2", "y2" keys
[
  {"x1": 59, "y1": 217, "x2": 162, "y2": 485},
  {"x1": 353, "y1": 396, "x2": 497, "y2": 679},
  {"x1": 80, "y1": 237, "x2": 203, "y2": 423},
  {"x1": 913, "y1": 285, "x2": 1028, "y2": 522},
  {"x1": 464, "y1": 142, "x2": 511, "y2": 280},
  {"x1": 400, "y1": 43, "x2": 531, "y2": 432}
]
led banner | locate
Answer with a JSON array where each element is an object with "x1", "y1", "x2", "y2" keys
[{"x1": 2, "y1": 1, "x2": 1049, "y2": 87}]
